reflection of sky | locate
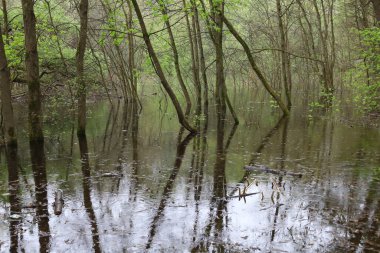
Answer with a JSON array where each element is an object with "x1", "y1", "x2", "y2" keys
[
  {"x1": 1, "y1": 100, "x2": 380, "y2": 252},
  {"x1": 1, "y1": 159, "x2": 378, "y2": 252}
]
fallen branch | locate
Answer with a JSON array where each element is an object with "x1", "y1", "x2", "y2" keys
[
  {"x1": 53, "y1": 189, "x2": 64, "y2": 215},
  {"x1": 228, "y1": 192, "x2": 261, "y2": 199},
  {"x1": 244, "y1": 165, "x2": 302, "y2": 178}
]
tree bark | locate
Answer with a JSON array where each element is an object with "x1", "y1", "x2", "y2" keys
[
  {"x1": 2, "y1": 0, "x2": 9, "y2": 43},
  {"x1": 213, "y1": 0, "x2": 227, "y2": 117},
  {"x1": 183, "y1": 0, "x2": 201, "y2": 112},
  {"x1": 193, "y1": 3, "x2": 209, "y2": 116},
  {"x1": 312, "y1": 0, "x2": 335, "y2": 98},
  {"x1": 372, "y1": 0, "x2": 380, "y2": 23},
  {"x1": 122, "y1": 1, "x2": 140, "y2": 105},
  {"x1": 222, "y1": 16, "x2": 290, "y2": 116},
  {"x1": 131, "y1": 0, "x2": 196, "y2": 133},
  {"x1": 0, "y1": 25, "x2": 16, "y2": 146},
  {"x1": 76, "y1": 0, "x2": 89, "y2": 136},
  {"x1": 190, "y1": 0, "x2": 202, "y2": 113},
  {"x1": 276, "y1": 0, "x2": 292, "y2": 109},
  {"x1": 21, "y1": 0, "x2": 44, "y2": 141}
]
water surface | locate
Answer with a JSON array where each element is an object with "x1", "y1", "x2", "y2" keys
[{"x1": 1, "y1": 93, "x2": 380, "y2": 252}]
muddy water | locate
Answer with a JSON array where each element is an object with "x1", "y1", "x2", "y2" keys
[{"x1": 0, "y1": 94, "x2": 380, "y2": 252}]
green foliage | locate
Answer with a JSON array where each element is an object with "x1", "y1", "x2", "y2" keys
[
  {"x1": 3, "y1": 0, "x2": 77, "y2": 80},
  {"x1": 3, "y1": 11, "x2": 25, "y2": 70},
  {"x1": 349, "y1": 27, "x2": 380, "y2": 112}
]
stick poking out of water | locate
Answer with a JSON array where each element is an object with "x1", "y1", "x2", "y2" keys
[
  {"x1": 244, "y1": 165, "x2": 303, "y2": 178},
  {"x1": 54, "y1": 189, "x2": 64, "y2": 215}
]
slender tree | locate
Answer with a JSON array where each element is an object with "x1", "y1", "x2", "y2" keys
[
  {"x1": 2, "y1": 0, "x2": 9, "y2": 43},
  {"x1": 276, "y1": 0, "x2": 292, "y2": 109},
  {"x1": 183, "y1": 0, "x2": 201, "y2": 111},
  {"x1": 0, "y1": 24, "x2": 16, "y2": 146},
  {"x1": 21, "y1": 0, "x2": 44, "y2": 141},
  {"x1": 130, "y1": 0, "x2": 196, "y2": 133},
  {"x1": 222, "y1": 16, "x2": 290, "y2": 116},
  {"x1": 157, "y1": 0, "x2": 192, "y2": 115},
  {"x1": 76, "y1": 0, "x2": 89, "y2": 136},
  {"x1": 193, "y1": 2, "x2": 209, "y2": 116},
  {"x1": 211, "y1": 0, "x2": 227, "y2": 117}
]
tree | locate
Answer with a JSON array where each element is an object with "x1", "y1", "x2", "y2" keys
[
  {"x1": 276, "y1": 0, "x2": 292, "y2": 109},
  {"x1": 130, "y1": 0, "x2": 196, "y2": 133},
  {"x1": 21, "y1": 0, "x2": 44, "y2": 141},
  {"x1": 222, "y1": 16, "x2": 290, "y2": 116},
  {"x1": 211, "y1": 0, "x2": 227, "y2": 117},
  {"x1": 0, "y1": 24, "x2": 16, "y2": 146},
  {"x1": 2, "y1": 0, "x2": 9, "y2": 43},
  {"x1": 158, "y1": 0, "x2": 192, "y2": 115},
  {"x1": 76, "y1": 0, "x2": 89, "y2": 136}
]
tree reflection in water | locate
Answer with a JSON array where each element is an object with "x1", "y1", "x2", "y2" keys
[
  {"x1": 6, "y1": 144, "x2": 21, "y2": 253},
  {"x1": 78, "y1": 134, "x2": 102, "y2": 253},
  {"x1": 30, "y1": 140, "x2": 50, "y2": 253},
  {"x1": 192, "y1": 111, "x2": 238, "y2": 252},
  {"x1": 145, "y1": 128, "x2": 195, "y2": 249}
]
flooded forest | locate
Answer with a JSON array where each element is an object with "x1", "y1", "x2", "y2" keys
[{"x1": 0, "y1": 0, "x2": 380, "y2": 252}]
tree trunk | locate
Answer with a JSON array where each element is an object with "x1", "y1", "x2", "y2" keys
[
  {"x1": 158, "y1": 0, "x2": 192, "y2": 115},
  {"x1": 190, "y1": 0, "x2": 202, "y2": 113},
  {"x1": 2, "y1": 0, "x2": 9, "y2": 43},
  {"x1": 222, "y1": 16, "x2": 290, "y2": 116},
  {"x1": 213, "y1": 0, "x2": 227, "y2": 117},
  {"x1": 0, "y1": 25, "x2": 16, "y2": 146},
  {"x1": 76, "y1": 0, "x2": 89, "y2": 136},
  {"x1": 276, "y1": 0, "x2": 292, "y2": 109},
  {"x1": 21, "y1": 0, "x2": 44, "y2": 141},
  {"x1": 372, "y1": 0, "x2": 380, "y2": 23},
  {"x1": 122, "y1": 1, "x2": 140, "y2": 105},
  {"x1": 313, "y1": 0, "x2": 335, "y2": 99},
  {"x1": 131, "y1": 0, "x2": 196, "y2": 133},
  {"x1": 183, "y1": 0, "x2": 201, "y2": 112},
  {"x1": 193, "y1": 3, "x2": 209, "y2": 116}
]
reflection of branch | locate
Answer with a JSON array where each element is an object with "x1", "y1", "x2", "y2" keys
[
  {"x1": 145, "y1": 131, "x2": 195, "y2": 249},
  {"x1": 224, "y1": 123, "x2": 238, "y2": 151}
]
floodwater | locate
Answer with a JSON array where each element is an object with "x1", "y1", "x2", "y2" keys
[{"x1": 1, "y1": 91, "x2": 380, "y2": 252}]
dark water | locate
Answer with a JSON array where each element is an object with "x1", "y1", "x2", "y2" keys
[{"x1": 1, "y1": 92, "x2": 380, "y2": 252}]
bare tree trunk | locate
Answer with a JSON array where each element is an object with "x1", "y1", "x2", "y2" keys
[
  {"x1": 131, "y1": 0, "x2": 196, "y2": 133},
  {"x1": 190, "y1": 0, "x2": 202, "y2": 113},
  {"x1": 193, "y1": 3, "x2": 209, "y2": 116},
  {"x1": 158, "y1": 0, "x2": 192, "y2": 115},
  {"x1": 183, "y1": 0, "x2": 201, "y2": 111},
  {"x1": 200, "y1": 0, "x2": 239, "y2": 123},
  {"x1": 372, "y1": 0, "x2": 380, "y2": 23},
  {"x1": 76, "y1": 0, "x2": 89, "y2": 136},
  {"x1": 222, "y1": 16, "x2": 290, "y2": 116},
  {"x1": 87, "y1": 39, "x2": 112, "y2": 105},
  {"x1": 313, "y1": 0, "x2": 335, "y2": 99},
  {"x1": 2, "y1": 0, "x2": 9, "y2": 43},
  {"x1": 123, "y1": 1, "x2": 140, "y2": 105},
  {"x1": 296, "y1": 0, "x2": 320, "y2": 74},
  {"x1": 212, "y1": 0, "x2": 227, "y2": 117},
  {"x1": 276, "y1": 0, "x2": 292, "y2": 109},
  {"x1": 21, "y1": 0, "x2": 44, "y2": 141},
  {"x1": 0, "y1": 25, "x2": 16, "y2": 146}
]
